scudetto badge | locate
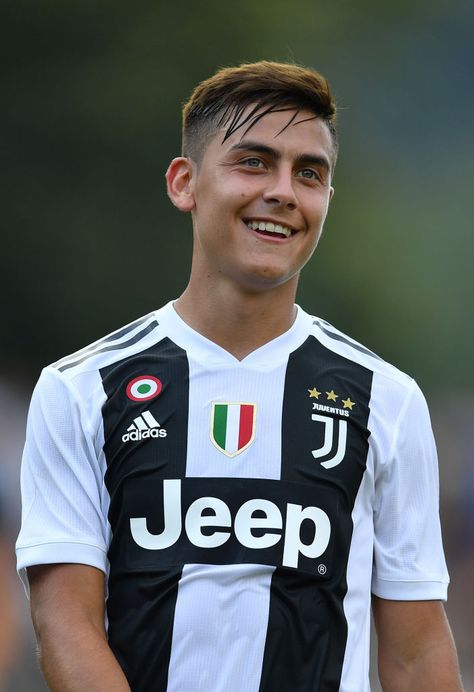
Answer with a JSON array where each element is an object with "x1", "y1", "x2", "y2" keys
[
  {"x1": 126, "y1": 375, "x2": 163, "y2": 402},
  {"x1": 210, "y1": 402, "x2": 256, "y2": 457}
]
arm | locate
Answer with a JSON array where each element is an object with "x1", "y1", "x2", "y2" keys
[
  {"x1": 372, "y1": 596, "x2": 463, "y2": 692},
  {"x1": 29, "y1": 563, "x2": 130, "y2": 692},
  {"x1": 0, "y1": 535, "x2": 19, "y2": 679}
]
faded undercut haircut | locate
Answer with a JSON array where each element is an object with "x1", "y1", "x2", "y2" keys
[{"x1": 182, "y1": 60, "x2": 338, "y2": 168}]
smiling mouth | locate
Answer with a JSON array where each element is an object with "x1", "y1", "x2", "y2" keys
[{"x1": 245, "y1": 220, "x2": 295, "y2": 239}]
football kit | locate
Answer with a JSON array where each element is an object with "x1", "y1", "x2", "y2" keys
[{"x1": 16, "y1": 302, "x2": 449, "y2": 691}]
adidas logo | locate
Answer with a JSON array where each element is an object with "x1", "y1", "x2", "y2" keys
[{"x1": 122, "y1": 410, "x2": 167, "y2": 443}]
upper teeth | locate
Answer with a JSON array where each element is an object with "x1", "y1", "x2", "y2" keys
[{"x1": 247, "y1": 220, "x2": 292, "y2": 237}]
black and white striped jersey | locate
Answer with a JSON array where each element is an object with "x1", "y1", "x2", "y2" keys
[{"x1": 17, "y1": 302, "x2": 449, "y2": 692}]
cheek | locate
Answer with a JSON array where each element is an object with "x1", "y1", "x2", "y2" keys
[
  {"x1": 307, "y1": 197, "x2": 330, "y2": 223},
  {"x1": 238, "y1": 182, "x2": 257, "y2": 199}
]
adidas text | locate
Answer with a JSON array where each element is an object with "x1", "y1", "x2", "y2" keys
[{"x1": 122, "y1": 428, "x2": 167, "y2": 442}]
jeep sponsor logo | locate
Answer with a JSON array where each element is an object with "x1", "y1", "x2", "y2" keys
[{"x1": 130, "y1": 479, "x2": 331, "y2": 570}]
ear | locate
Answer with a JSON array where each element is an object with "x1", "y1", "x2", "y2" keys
[
  {"x1": 329, "y1": 186, "x2": 335, "y2": 201},
  {"x1": 166, "y1": 157, "x2": 196, "y2": 212}
]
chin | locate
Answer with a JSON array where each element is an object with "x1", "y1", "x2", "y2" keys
[{"x1": 237, "y1": 267, "x2": 296, "y2": 292}]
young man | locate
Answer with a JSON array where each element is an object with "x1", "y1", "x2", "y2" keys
[{"x1": 17, "y1": 61, "x2": 463, "y2": 691}]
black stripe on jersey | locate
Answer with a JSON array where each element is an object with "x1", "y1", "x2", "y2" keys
[
  {"x1": 259, "y1": 335, "x2": 373, "y2": 692},
  {"x1": 57, "y1": 320, "x2": 159, "y2": 372},
  {"x1": 314, "y1": 319, "x2": 382, "y2": 361},
  {"x1": 100, "y1": 337, "x2": 189, "y2": 692}
]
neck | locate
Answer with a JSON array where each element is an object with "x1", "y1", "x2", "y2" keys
[{"x1": 174, "y1": 276, "x2": 299, "y2": 361}]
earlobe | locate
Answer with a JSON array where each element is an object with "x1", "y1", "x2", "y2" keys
[{"x1": 165, "y1": 157, "x2": 196, "y2": 212}]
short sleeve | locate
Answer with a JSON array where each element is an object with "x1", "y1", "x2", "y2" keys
[
  {"x1": 16, "y1": 367, "x2": 109, "y2": 593},
  {"x1": 372, "y1": 381, "x2": 449, "y2": 600}
]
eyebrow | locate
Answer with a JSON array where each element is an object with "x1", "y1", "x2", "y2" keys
[{"x1": 229, "y1": 140, "x2": 331, "y2": 173}]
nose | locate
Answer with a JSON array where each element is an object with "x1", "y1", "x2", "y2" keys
[{"x1": 262, "y1": 167, "x2": 297, "y2": 210}]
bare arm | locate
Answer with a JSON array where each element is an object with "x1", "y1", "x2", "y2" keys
[
  {"x1": 372, "y1": 596, "x2": 463, "y2": 692},
  {"x1": 29, "y1": 563, "x2": 131, "y2": 692},
  {"x1": 0, "y1": 536, "x2": 19, "y2": 678}
]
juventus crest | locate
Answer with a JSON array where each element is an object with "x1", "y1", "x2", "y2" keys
[{"x1": 311, "y1": 414, "x2": 348, "y2": 469}]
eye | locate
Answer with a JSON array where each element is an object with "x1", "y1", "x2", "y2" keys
[
  {"x1": 243, "y1": 157, "x2": 264, "y2": 168},
  {"x1": 296, "y1": 168, "x2": 318, "y2": 180}
]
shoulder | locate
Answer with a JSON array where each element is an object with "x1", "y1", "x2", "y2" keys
[
  {"x1": 305, "y1": 313, "x2": 438, "y2": 462},
  {"x1": 29, "y1": 307, "x2": 171, "y2": 415},
  {"x1": 50, "y1": 309, "x2": 165, "y2": 380},
  {"x1": 303, "y1": 311, "x2": 424, "y2": 424},
  {"x1": 308, "y1": 312, "x2": 414, "y2": 389}
]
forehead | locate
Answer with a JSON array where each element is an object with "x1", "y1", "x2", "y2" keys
[{"x1": 210, "y1": 106, "x2": 334, "y2": 162}]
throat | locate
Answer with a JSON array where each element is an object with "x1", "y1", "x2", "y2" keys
[{"x1": 174, "y1": 289, "x2": 298, "y2": 360}]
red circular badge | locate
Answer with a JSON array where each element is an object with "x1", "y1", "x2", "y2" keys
[{"x1": 126, "y1": 375, "x2": 162, "y2": 402}]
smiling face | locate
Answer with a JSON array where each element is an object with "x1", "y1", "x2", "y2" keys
[{"x1": 168, "y1": 107, "x2": 335, "y2": 297}]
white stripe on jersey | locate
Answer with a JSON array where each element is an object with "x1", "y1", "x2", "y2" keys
[{"x1": 166, "y1": 347, "x2": 290, "y2": 691}]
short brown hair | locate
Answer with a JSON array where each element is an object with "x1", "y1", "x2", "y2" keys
[{"x1": 182, "y1": 60, "x2": 337, "y2": 167}]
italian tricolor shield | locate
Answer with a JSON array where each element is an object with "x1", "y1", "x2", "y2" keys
[{"x1": 210, "y1": 402, "x2": 256, "y2": 457}]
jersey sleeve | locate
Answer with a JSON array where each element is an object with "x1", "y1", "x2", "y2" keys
[
  {"x1": 371, "y1": 380, "x2": 449, "y2": 600},
  {"x1": 16, "y1": 366, "x2": 109, "y2": 593}
]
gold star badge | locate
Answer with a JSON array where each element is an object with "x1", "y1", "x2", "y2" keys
[
  {"x1": 326, "y1": 390, "x2": 338, "y2": 402},
  {"x1": 342, "y1": 397, "x2": 356, "y2": 410},
  {"x1": 308, "y1": 387, "x2": 321, "y2": 399}
]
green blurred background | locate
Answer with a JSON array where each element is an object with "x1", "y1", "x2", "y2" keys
[{"x1": 1, "y1": 0, "x2": 473, "y2": 689}]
